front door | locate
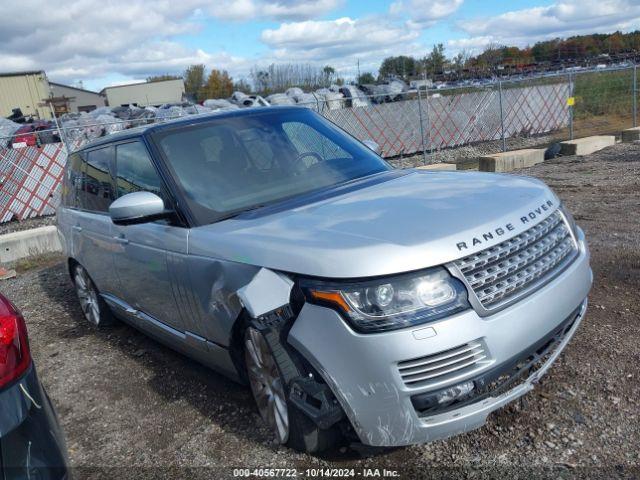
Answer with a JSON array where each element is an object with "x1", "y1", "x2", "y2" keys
[
  {"x1": 110, "y1": 140, "x2": 187, "y2": 334},
  {"x1": 74, "y1": 146, "x2": 119, "y2": 295}
]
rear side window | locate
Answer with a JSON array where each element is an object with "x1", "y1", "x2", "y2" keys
[
  {"x1": 62, "y1": 153, "x2": 82, "y2": 208},
  {"x1": 115, "y1": 141, "x2": 164, "y2": 199},
  {"x1": 78, "y1": 146, "x2": 115, "y2": 212}
]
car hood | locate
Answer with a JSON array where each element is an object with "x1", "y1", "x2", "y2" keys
[{"x1": 189, "y1": 170, "x2": 560, "y2": 278}]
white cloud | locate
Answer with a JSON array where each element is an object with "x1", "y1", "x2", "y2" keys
[
  {"x1": 0, "y1": 0, "x2": 215, "y2": 84},
  {"x1": 12, "y1": 0, "x2": 640, "y2": 92},
  {"x1": 261, "y1": 16, "x2": 421, "y2": 68},
  {"x1": 390, "y1": 0, "x2": 463, "y2": 27},
  {"x1": 0, "y1": 0, "x2": 343, "y2": 87},
  {"x1": 446, "y1": 36, "x2": 493, "y2": 55},
  {"x1": 207, "y1": 0, "x2": 342, "y2": 20},
  {"x1": 459, "y1": 0, "x2": 640, "y2": 45}
]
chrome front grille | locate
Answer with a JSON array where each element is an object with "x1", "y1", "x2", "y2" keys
[
  {"x1": 398, "y1": 341, "x2": 489, "y2": 388},
  {"x1": 454, "y1": 210, "x2": 578, "y2": 309}
]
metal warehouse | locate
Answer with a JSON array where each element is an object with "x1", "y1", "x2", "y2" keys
[
  {"x1": 101, "y1": 79, "x2": 186, "y2": 107},
  {"x1": 49, "y1": 82, "x2": 106, "y2": 113},
  {"x1": 0, "y1": 70, "x2": 52, "y2": 119}
]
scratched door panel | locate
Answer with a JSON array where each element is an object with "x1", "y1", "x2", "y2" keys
[{"x1": 112, "y1": 222, "x2": 188, "y2": 332}]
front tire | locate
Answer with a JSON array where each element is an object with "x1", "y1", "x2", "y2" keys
[
  {"x1": 244, "y1": 326, "x2": 340, "y2": 453},
  {"x1": 73, "y1": 264, "x2": 115, "y2": 327}
]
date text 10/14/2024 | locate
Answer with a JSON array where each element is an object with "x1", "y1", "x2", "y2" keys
[{"x1": 233, "y1": 468, "x2": 401, "y2": 478}]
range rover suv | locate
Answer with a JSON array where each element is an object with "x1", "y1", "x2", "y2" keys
[{"x1": 57, "y1": 107, "x2": 592, "y2": 452}]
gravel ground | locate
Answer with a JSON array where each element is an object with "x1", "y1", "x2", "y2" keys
[
  {"x1": 1, "y1": 144, "x2": 639, "y2": 479},
  {"x1": 0, "y1": 214, "x2": 55, "y2": 235}
]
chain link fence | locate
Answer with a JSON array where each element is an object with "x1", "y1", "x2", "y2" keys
[{"x1": 0, "y1": 64, "x2": 638, "y2": 224}]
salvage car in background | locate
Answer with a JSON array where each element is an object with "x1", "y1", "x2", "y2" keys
[
  {"x1": 0, "y1": 293, "x2": 69, "y2": 478},
  {"x1": 57, "y1": 106, "x2": 592, "y2": 453},
  {"x1": 9, "y1": 121, "x2": 60, "y2": 149}
]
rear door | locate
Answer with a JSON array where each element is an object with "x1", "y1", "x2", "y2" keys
[
  {"x1": 73, "y1": 146, "x2": 119, "y2": 294},
  {"x1": 111, "y1": 140, "x2": 187, "y2": 335}
]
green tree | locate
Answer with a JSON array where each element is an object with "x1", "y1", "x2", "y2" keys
[
  {"x1": 233, "y1": 79, "x2": 252, "y2": 94},
  {"x1": 378, "y1": 56, "x2": 418, "y2": 80},
  {"x1": 183, "y1": 64, "x2": 206, "y2": 102},
  {"x1": 424, "y1": 44, "x2": 446, "y2": 75},
  {"x1": 531, "y1": 40, "x2": 557, "y2": 62},
  {"x1": 451, "y1": 50, "x2": 470, "y2": 72},
  {"x1": 604, "y1": 32, "x2": 625, "y2": 54},
  {"x1": 357, "y1": 72, "x2": 376, "y2": 84},
  {"x1": 322, "y1": 65, "x2": 336, "y2": 85},
  {"x1": 202, "y1": 69, "x2": 234, "y2": 99},
  {"x1": 146, "y1": 74, "x2": 181, "y2": 82}
]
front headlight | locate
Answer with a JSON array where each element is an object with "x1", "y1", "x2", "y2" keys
[{"x1": 301, "y1": 267, "x2": 470, "y2": 333}]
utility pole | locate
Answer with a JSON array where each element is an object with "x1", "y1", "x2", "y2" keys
[
  {"x1": 357, "y1": 59, "x2": 360, "y2": 83},
  {"x1": 633, "y1": 63, "x2": 638, "y2": 127}
]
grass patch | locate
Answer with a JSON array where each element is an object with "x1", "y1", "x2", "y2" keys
[
  {"x1": 11, "y1": 252, "x2": 65, "y2": 274},
  {"x1": 574, "y1": 69, "x2": 635, "y2": 120}
]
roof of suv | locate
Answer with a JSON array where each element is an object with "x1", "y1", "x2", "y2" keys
[{"x1": 74, "y1": 106, "x2": 301, "y2": 153}]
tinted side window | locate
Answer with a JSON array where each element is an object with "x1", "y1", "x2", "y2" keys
[
  {"x1": 115, "y1": 141, "x2": 164, "y2": 199},
  {"x1": 62, "y1": 152, "x2": 83, "y2": 208},
  {"x1": 78, "y1": 147, "x2": 115, "y2": 212}
]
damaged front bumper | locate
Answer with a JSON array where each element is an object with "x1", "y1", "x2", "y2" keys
[{"x1": 288, "y1": 235, "x2": 592, "y2": 447}]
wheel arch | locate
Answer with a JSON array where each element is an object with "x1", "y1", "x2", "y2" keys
[{"x1": 67, "y1": 257, "x2": 80, "y2": 282}]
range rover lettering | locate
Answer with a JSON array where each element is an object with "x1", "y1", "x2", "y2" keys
[{"x1": 56, "y1": 107, "x2": 592, "y2": 452}]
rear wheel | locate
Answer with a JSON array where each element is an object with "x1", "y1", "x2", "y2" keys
[
  {"x1": 73, "y1": 264, "x2": 115, "y2": 327},
  {"x1": 244, "y1": 326, "x2": 341, "y2": 452}
]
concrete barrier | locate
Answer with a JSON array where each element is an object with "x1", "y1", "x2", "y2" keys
[
  {"x1": 0, "y1": 226, "x2": 62, "y2": 263},
  {"x1": 415, "y1": 163, "x2": 457, "y2": 171},
  {"x1": 560, "y1": 135, "x2": 615, "y2": 156},
  {"x1": 621, "y1": 127, "x2": 640, "y2": 142},
  {"x1": 456, "y1": 158, "x2": 479, "y2": 170},
  {"x1": 478, "y1": 148, "x2": 545, "y2": 172}
]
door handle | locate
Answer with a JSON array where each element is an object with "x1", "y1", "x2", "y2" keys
[
  {"x1": 113, "y1": 235, "x2": 129, "y2": 245},
  {"x1": 72, "y1": 225, "x2": 82, "y2": 232}
]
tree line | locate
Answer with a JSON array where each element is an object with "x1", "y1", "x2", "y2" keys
[
  {"x1": 148, "y1": 64, "x2": 345, "y2": 101},
  {"x1": 370, "y1": 31, "x2": 640, "y2": 81},
  {"x1": 145, "y1": 30, "x2": 640, "y2": 99},
  {"x1": 147, "y1": 66, "x2": 249, "y2": 102}
]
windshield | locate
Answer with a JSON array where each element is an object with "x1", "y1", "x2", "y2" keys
[{"x1": 153, "y1": 108, "x2": 390, "y2": 224}]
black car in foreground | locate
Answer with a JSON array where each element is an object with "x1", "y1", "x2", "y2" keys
[{"x1": 0, "y1": 293, "x2": 69, "y2": 479}]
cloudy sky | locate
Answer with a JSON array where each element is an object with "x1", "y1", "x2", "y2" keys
[{"x1": 2, "y1": 0, "x2": 640, "y2": 91}]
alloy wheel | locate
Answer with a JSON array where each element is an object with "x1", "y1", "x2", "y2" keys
[
  {"x1": 244, "y1": 327, "x2": 289, "y2": 444},
  {"x1": 74, "y1": 267, "x2": 101, "y2": 326}
]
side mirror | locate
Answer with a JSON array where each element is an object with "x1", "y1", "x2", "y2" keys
[
  {"x1": 362, "y1": 139, "x2": 381, "y2": 155},
  {"x1": 109, "y1": 191, "x2": 170, "y2": 225}
]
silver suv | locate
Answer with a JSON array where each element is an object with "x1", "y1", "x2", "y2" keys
[{"x1": 57, "y1": 107, "x2": 592, "y2": 452}]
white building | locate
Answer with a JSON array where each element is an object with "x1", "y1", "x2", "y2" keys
[
  {"x1": 101, "y1": 79, "x2": 186, "y2": 107},
  {"x1": 49, "y1": 82, "x2": 106, "y2": 113},
  {"x1": 0, "y1": 70, "x2": 51, "y2": 119}
]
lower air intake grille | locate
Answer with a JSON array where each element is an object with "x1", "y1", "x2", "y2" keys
[
  {"x1": 454, "y1": 210, "x2": 579, "y2": 309},
  {"x1": 398, "y1": 341, "x2": 489, "y2": 388}
]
